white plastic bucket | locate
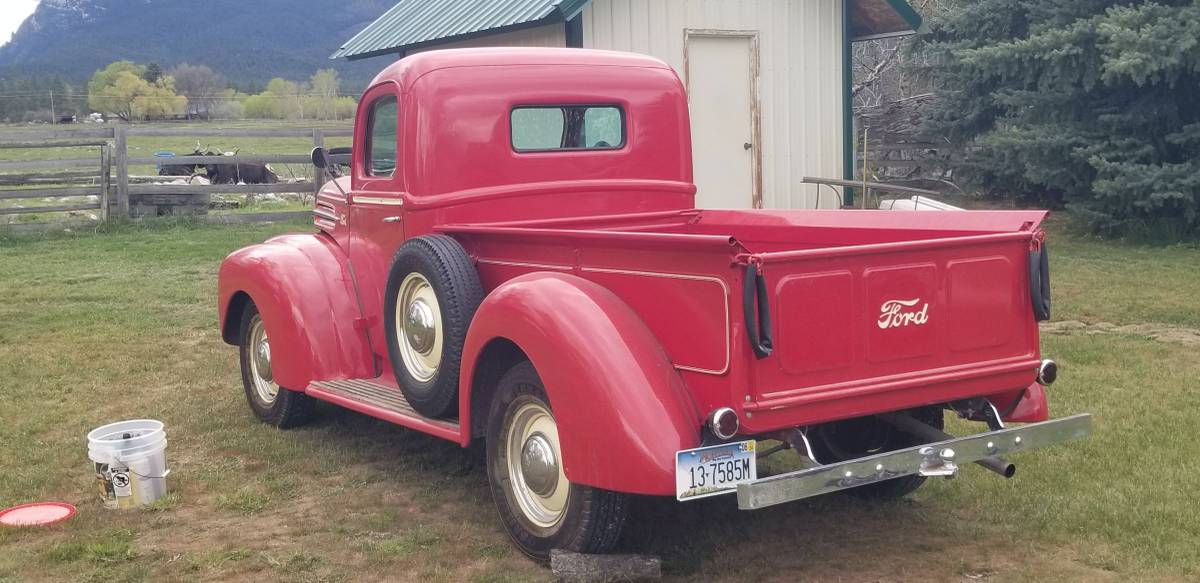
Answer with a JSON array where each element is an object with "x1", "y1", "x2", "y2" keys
[{"x1": 87, "y1": 420, "x2": 169, "y2": 509}]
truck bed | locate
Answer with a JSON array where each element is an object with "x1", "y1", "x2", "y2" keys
[{"x1": 443, "y1": 208, "x2": 1048, "y2": 432}]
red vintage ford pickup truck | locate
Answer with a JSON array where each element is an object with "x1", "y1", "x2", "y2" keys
[{"x1": 218, "y1": 48, "x2": 1091, "y2": 559}]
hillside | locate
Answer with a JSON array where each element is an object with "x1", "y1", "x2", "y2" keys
[{"x1": 0, "y1": 0, "x2": 397, "y2": 91}]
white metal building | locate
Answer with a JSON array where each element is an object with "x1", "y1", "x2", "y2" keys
[{"x1": 333, "y1": 0, "x2": 922, "y2": 209}]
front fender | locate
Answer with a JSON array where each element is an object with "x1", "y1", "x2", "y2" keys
[
  {"x1": 218, "y1": 233, "x2": 372, "y2": 390},
  {"x1": 460, "y1": 272, "x2": 701, "y2": 496}
]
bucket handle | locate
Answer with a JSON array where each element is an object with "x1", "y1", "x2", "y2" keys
[{"x1": 127, "y1": 468, "x2": 171, "y2": 479}]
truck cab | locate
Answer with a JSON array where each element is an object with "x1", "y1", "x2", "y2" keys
[{"x1": 218, "y1": 48, "x2": 1090, "y2": 561}]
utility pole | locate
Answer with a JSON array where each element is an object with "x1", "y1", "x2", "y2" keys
[{"x1": 49, "y1": 90, "x2": 56, "y2": 124}]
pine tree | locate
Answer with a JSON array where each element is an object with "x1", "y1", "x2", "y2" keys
[
  {"x1": 917, "y1": 0, "x2": 1200, "y2": 237},
  {"x1": 142, "y1": 62, "x2": 163, "y2": 84}
]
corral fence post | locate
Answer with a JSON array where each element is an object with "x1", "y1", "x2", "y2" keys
[
  {"x1": 114, "y1": 126, "x2": 129, "y2": 217},
  {"x1": 100, "y1": 143, "x2": 111, "y2": 221}
]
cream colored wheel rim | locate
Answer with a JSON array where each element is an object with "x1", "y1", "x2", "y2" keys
[
  {"x1": 395, "y1": 273, "x2": 443, "y2": 382},
  {"x1": 506, "y1": 400, "x2": 569, "y2": 528},
  {"x1": 247, "y1": 315, "x2": 278, "y2": 405}
]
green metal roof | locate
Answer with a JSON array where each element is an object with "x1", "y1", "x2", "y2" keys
[
  {"x1": 333, "y1": 0, "x2": 922, "y2": 61},
  {"x1": 332, "y1": 0, "x2": 590, "y2": 60},
  {"x1": 849, "y1": 0, "x2": 924, "y2": 40}
]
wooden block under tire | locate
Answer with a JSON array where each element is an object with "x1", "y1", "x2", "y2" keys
[{"x1": 550, "y1": 549, "x2": 661, "y2": 582}]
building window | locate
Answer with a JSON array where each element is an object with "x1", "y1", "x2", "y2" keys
[
  {"x1": 366, "y1": 96, "x2": 397, "y2": 176},
  {"x1": 511, "y1": 105, "x2": 625, "y2": 152}
]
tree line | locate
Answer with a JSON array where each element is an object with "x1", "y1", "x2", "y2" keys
[
  {"x1": 849, "y1": 0, "x2": 1199, "y2": 239},
  {"x1": 6, "y1": 2, "x2": 1196, "y2": 239},
  {"x1": 910, "y1": 0, "x2": 1199, "y2": 238},
  {"x1": 0, "y1": 61, "x2": 358, "y2": 123}
]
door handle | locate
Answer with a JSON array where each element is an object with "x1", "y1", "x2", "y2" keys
[
  {"x1": 382, "y1": 216, "x2": 402, "y2": 223},
  {"x1": 744, "y1": 142, "x2": 753, "y2": 150}
]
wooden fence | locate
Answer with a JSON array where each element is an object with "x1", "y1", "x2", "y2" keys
[
  {"x1": 0, "y1": 126, "x2": 352, "y2": 225},
  {"x1": 854, "y1": 130, "x2": 962, "y2": 194}
]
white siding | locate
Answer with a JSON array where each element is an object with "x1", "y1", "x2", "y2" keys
[
  {"x1": 583, "y1": 0, "x2": 845, "y2": 209},
  {"x1": 412, "y1": 24, "x2": 566, "y2": 53}
]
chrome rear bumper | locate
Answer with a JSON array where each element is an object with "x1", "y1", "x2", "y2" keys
[{"x1": 736, "y1": 413, "x2": 1093, "y2": 510}]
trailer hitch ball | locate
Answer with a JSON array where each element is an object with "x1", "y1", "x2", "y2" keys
[
  {"x1": 918, "y1": 446, "x2": 959, "y2": 478},
  {"x1": 1038, "y1": 359, "x2": 1058, "y2": 385}
]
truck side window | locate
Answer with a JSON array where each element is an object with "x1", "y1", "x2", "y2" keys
[
  {"x1": 511, "y1": 105, "x2": 624, "y2": 152},
  {"x1": 367, "y1": 96, "x2": 398, "y2": 176}
]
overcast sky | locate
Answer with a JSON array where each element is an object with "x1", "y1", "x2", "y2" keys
[{"x1": 0, "y1": 0, "x2": 39, "y2": 46}]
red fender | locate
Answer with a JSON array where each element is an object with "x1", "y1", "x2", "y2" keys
[
  {"x1": 218, "y1": 233, "x2": 373, "y2": 389},
  {"x1": 459, "y1": 272, "x2": 701, "y2": 496},
  {"x1": 990, "y1": 382, "x2": 1050, "y2": 423}
]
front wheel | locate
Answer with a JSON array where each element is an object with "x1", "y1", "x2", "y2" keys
[
  {"x1": 485, "y1": 361, "x2": 628, "y2": 561},
  {"x1": 238, "y1": 302, "x2": 314, "y2": 428}
]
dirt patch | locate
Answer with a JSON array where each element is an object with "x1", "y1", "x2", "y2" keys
[
  {"x1": 1041, "y1": 320, "x2": 1200, "y2": 347},
  {"x1": 114, "y1": 460, "x2": 1132, "y2": 583},
  {"x1": 622, "y1": 494, "x2": 1127, "y2": 582}
]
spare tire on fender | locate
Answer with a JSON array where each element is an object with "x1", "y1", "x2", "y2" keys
[{"x1": 384, "y1": 235, "x2": 483, "y2": 418}]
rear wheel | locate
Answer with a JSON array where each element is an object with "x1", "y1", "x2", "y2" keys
[
  {"x1": 486, "y1": 361, "x2": 628, "y2": 561},
  {"x1": 238, "y1": 303, "x2": 314, "y2": 428},
  {"x1": 808, "y1": 406, "x2": 944, "y2": 500}
]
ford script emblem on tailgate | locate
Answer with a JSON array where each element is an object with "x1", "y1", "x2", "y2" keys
[{"x1": 878, "y1": 298, "x2": 929, "y2": 329}]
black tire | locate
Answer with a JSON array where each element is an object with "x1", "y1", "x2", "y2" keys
[
  {"x1": 486, "y1": 361, "x2": 628, "y2": 561},
  {"x1": 384, "y1": 235, "x2": 483, "y2": 418},
  {"x1": 238, "y1": 302, "x2": 315, "y2": 429},
  {"x1": 809, "y1": 406, "x2": 944, "y2": 500}
]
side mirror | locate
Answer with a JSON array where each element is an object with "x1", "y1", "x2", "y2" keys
[
  {"x1": 310, "y1": 146, "x2": 330, "y2": 170},
  {"x1": 311, "y1": 146, "x2": 347, "y2": 196}
]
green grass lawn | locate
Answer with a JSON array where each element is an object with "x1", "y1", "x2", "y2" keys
[{"x1": 0, "y1": 217, "x2": 1197, "y2": 582}]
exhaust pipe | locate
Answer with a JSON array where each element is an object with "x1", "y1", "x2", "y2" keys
[
  {"x1": 975, "y1": 455, "x2": 1017, "y2": 478},
  {"x1": 882, "y1": 412, "x2": 1017, "y2": 479},
  {"x1": 1038, "y1": 359, "x2": 1058, "y2": 385}
]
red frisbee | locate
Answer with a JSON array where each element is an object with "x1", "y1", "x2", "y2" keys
[{"x1": 0, "y1": 502, "x2": 76, "y2": 527}]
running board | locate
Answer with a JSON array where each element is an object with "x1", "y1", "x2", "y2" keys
[{"x1": 307, "y1": 379, "x2": 463, "y2": 443}]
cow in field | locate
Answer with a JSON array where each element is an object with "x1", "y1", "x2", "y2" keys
[
  {"x1": 205, "y1": 155, "x2": 279, "y2": 185},
  {"x1": 202, "y1": 148, "x2": 279, "y2": 185},
  {"x1": 158, "y1": 145, "x2": 210, "y2": 177},
  {"x1": 158, "y1": 143, "x2": 279, "y2": 184}
]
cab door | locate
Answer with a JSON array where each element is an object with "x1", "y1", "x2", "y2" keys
[{"x1": 347, "y1": 84, "x2": 406, "y2": 367}]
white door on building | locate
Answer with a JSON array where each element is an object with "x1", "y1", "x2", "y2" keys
[{"x1": 686, "y1": 32, "x2": 759, "y2": 209}]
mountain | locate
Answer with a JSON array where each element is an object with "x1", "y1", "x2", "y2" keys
[{"x1": 0, "y1": 0, "x2": 398, "y2": 91}]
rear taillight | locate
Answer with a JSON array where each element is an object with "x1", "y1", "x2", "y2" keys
[{"x1": 707, "y1": 408, "x2": 740, "y2": 440}]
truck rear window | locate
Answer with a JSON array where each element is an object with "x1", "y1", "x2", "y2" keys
[{"x1": 511, "y1": 105, "x2": 625, "y2": 152}]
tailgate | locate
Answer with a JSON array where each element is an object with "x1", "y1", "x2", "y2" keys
[{"x1": 742, "y1": 230, "x2": 1043, "y2": 429}]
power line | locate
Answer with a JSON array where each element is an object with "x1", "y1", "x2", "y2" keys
[
  {"x1": 0, "y1": 92, "x2": 358, "y2": 98},
  {"x1": 0, "y1": 96, "x2": 359, "y2": 104}
]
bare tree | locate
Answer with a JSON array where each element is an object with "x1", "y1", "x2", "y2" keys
[
  {"x1": 170, "y1": 63, "x2": 226, "y2": 120},
  {"x1": 851, "y1": 0, "x2": 957, "y2": 190},
  {"x1": 310, "y1": 69, "x2": 341, "y2": 121},
  {"x1": 851, "y1": 0, "x2": 947, "y2": 113}
]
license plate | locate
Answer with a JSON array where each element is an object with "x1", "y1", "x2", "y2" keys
[{"x1": 675, "y1": 441, "x2": 757, "y2": 501}]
